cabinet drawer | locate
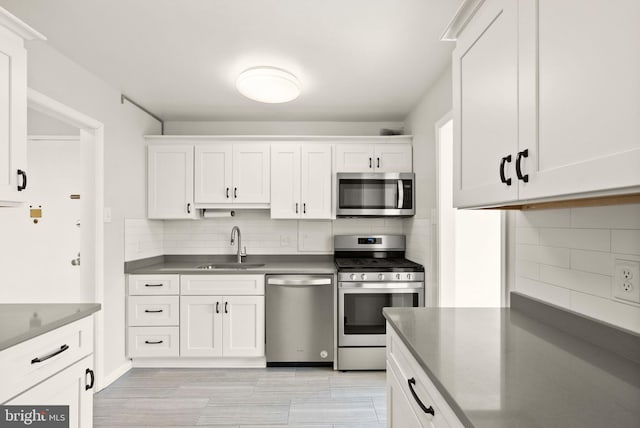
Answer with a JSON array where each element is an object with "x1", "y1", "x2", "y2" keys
[
  {"x1": 128, "y1": 274, "x2": 180, "y2": 295},
  {"x1": 128, "y1": 327, "x2": 179, "y2": 357},
  {"x1": 127, "y1": 296, "x2": 179, "y2": 326},
  {"x1": 181, "y1": 275, "x2": 265, "y2": 295},
  {"x1": 387, "y1": 326, "x2": 464, "y2": 428},
  {"x1": 0, "y1": 316, "x2": 93, "y2": 403}
]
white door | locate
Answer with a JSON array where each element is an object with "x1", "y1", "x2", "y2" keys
[
  {"x1": 180, "y1": 296, "x2": 223, "y2": 357},
  {"x1": 233, "y1": 144, "x2": 270, "y2": 203},
  {"x1": 387, "y1": 363, "x2": 423, "y2": 428},
  {"x1": 518, "y1": 0, "x2": 640, "y2": 200},
  {"x1": 452, "y1": 0, "x2": 519, "y2": 208},
  {"x1": 194, "y1": 143, "x2": 232, "y2": 204},
  {"x1": 270, "y1": 143, "x2": 301, "y2": 218},
  {"x1": 301, "y1": 144, "x2": 332, "y2": 219},
  {"x1": 0, "y1": 27, "x2": 27, "y2": 205},
  {"x1": 147, "y1": 144, "x2": 195, "y2": 219},
  {"x1": 335, "y1": 144, "x2": 374, "y2": 172},
  {"x1": 374, "y1": 143, "x2": 412, "y2": 172},
  {"x1": 7, "y1": 356, "x2": 94, "y2": 428},
  {"x1": 222, "y1": 295, "x2": 265, "y2": 357}
]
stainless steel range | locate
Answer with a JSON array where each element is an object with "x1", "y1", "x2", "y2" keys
[{"x1": 335, "y1": 234, "x2": 425, "y2": 370}]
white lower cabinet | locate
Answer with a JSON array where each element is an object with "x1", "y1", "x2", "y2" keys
[
  {"x1": 7, "y1": 355, "x2": 94, "y2": 428},
  {"x1": 180, "y1": 295, "x2": 264, "y2": 358},
  {"x1": 387, "y1": 325, "x2": 464, "y2": 428}
]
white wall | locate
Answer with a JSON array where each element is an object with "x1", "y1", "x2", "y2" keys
[
  {"x1": 165, "y1": 121, "x2": 404, "y2": 136},
  {"x1": 12, "y1": 42, "x2": 162, "y2": 380},
  {"x1": 514, "y1": 204, "x2": 640, "y2": 333},
  {"x1": 402, "y1": 66, "x2": 453, "y2": 306}
]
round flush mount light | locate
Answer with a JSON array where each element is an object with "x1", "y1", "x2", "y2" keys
[{"x1": 236, "y1": 66, "x2": 301, "y2": 103}]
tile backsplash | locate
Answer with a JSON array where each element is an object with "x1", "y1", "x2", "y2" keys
[
  {"x1": 514, "y1": 203, "x2": 640, "y2": 333},
  {"x1": 125, "y1": 211, "x2": 404, "y2": 261}
]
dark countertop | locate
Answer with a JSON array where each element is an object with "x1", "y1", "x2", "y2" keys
[
  {"x1": 125, "y1": 255, "x2": 336, "y2": 275},
  {"x1": 0, "y1": 304, "x2": 101, "y2": 352},
  {"x1": 383, "y1": 298, "x2": 640, "y2": 428}
]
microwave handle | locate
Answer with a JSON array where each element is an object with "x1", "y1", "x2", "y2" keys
[{"x1": 397, "y1": 179, "x2": 404, "y2": 209}]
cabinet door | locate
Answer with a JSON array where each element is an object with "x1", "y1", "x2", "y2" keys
[
  {"x1": 0, "y1": 28, "x2": 27, "y2": 205},
  {"x1": 7, "y1": 355, "x2": 94, "y2": 428},
  {"x1": 518, "y1": 0, "x2": 640, "y2": 200},
  {"x1": 223, "y1": 295, "x2": 265, "y2": 357},
  {"x1": 375, "y1": 143, "x2": 412, "y2": 172},
  {"x1": 233, "y1": 144, "x2": 270, "y2": 203},
  {"x1": 301, "y1": 144, "x2": 332, "y2": 219},
  {"x1": 452, "y1": 0, "x2": 519, "y2": 208},
  {"x1": 387, "y1": 362, "x2": 424, "y2": 428},
  {"x1": 335, "y1": 144, "x2": 374, "y2": 172},
  {"x1": 180, "y1": 296, "x2": 223, "y2": 357},
  {"x1": 270, "y1": 143, "x2": 301, "y2": 218},
  {"x1": 194, "y1": 143, "x2": 232, "y2": 204},
  {"x1": 147, "y1": 144, "x2": 196, "y2": 219}
]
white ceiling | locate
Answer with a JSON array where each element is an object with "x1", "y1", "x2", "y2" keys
[{"x1": 1, "y1": 0, "x2": 461, "y2": 121}]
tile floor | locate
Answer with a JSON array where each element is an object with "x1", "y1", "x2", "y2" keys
[{"x1": 94, "y1": 367, "x2": 386, "y2": 427}]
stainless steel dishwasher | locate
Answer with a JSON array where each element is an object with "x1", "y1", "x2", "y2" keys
[{"x1": 266, "y1": 274, "x2": 334, "y2": 366}]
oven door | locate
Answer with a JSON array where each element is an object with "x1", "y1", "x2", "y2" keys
[
  {"x1": 338, "y1": 282, "x2": 424, "y2": 347},
  {"x1": 336, "y1": 173, "x2": 415, "y2": 217}
]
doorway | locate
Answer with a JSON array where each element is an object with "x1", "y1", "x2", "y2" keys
[{"x1": 436, "y1": 114, "x2": 504, "y2": 307}]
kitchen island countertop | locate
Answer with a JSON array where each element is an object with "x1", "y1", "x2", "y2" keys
[
  {"x1": 0, "y1": 303, "x2": 101, "y2": 351},
  {"x1": 383, "y1": 295, "x2": 640, "y2": 428}
]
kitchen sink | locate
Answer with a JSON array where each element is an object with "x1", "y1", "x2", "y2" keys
[{"x1": 196, "y1": 263, "x2": 265, "y2": 270}]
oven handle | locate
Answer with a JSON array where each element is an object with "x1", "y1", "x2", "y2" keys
[
  {"x1": 339, "y1": 282, "x2": 424, "y2": 290},
  {"x1": 397, "y1": 179, "x2": 404, "y2": 209}
]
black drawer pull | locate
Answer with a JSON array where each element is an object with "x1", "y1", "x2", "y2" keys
[
  {"x1": 369, "y1": 157, "x2": 372, "y2": 168},
  {"x1": 144, "y1": 309, "x2": 163, "y2": 313},
  {"x1": 145, "y1": 283, "x2": 163, "y2": 287},
  {"x1": 516, "y1": 149, "x2": 529, "y2": 182},
  {"x1": 144, "y1": 340, "x2": 164, "y2": 345},
  {"x1": 499, "y1": 154, "x2": 512, "y2": 185},
  {"x1": 224, "y1": 301, "x2": 229, "y2": 314},
  {"x1": 216, "y1": 301, "x2": 220, "y2": 314},
  {"x1": 226, "y1": 187, "x2": 230, "y2": 198},
  {"x1": 31, "y1": 344, "x2": 69, "y2": 364},
  {"x1": 85, "y1": 368, "x2": 95, "y2": 390},
  {"x1": 187, "y1": 202, "x2": 192, "y2": 214},
  {"x1": 408, "y1": 378, "x2": 435, "y2": 416},
  {"x1": 17, "y1": 169, "x2": 27, "y2": 191}
]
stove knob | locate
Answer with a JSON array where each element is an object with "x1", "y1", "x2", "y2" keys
[
  {"x1": 395, "y1": 273, "x2": 401, "y2": 280},
  {"x1": 361, "y1": 273, "x2": 367, "y2": 280},
  {"x1": 378, "y1": 274, "x2": 384, "y2": 281},
  {"x1": 350, "y1": 274, "x2": 357, "y2": 281},
  {"x1": 406, "y1": 273, "x2": 412, "y2": 281}
]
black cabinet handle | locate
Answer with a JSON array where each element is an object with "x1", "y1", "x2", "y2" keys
[
  {"x1": 369, "y1": 157, "x2": 372, "y2": 168},
  {"x1": 85, "y1": 368, "x2": 95, "y2": 391},
  {"x1": 187, "y1": 203, "x2": 192, "y2": 214},
  {"x1": 234, "y1": 187, "x2": 238, "y2": 198},
  {"x1": 303, "y1": 203, "x2": 306, "y2": 214},
  {"x1": 516, "y1": 149, "x2": 529, "y2": 183},
  {"x1": 295, "y1": 203, "x2": 299, "y2": 214},
  {"x1": 407, "y1": 378, "x2": 435, "y2": 416},
  {"x1": 145, "y1": 283, "x2": 163, "y2": 287},
  {"x1": 144, "y1": 340, "x2": 163, "y2": 344},
  {"x1": 499, "y1": 155, "x2": 512, "y2": 186},
  {"x1": 226, "y1": 187, "x2": 230, "y2": 198},
  {"x1": 216, "y1": 301, "x2": 220, "y2": 314},
  {"x1": 377, "y1": 157, "x2": 380, "y2": 168},
  {"x1": 17, "y1": 169, "x2": 27, "y2": 191},
  {"x1": 31, "y1": 344, "x2": 69, "y2": 364},
  {"x1": 224, "y1": 301, "x2": 229, "y2": 314},
  {"x1": 144, "y1": 309, "x2": 163, "y2": 313}
]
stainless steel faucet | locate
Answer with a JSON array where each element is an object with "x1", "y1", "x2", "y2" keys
[{"x1": 230, "y1": 226, "x2": 246, "y2": 263}]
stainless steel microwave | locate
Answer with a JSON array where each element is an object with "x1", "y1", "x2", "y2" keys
[{"x1": 336, "y1": 172, "x2": 415, "y2": 217}]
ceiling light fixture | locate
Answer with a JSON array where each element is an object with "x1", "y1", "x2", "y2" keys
[{"x1": 236, "y1": 66, "x2": 301, "y2": 103}]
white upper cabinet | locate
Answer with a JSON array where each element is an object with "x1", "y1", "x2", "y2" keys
[
  {"x1": 147, "y1": 144, "x2": 196, "y2": 219},
  {"x1": 0, "y1": 10, "x2": 45, "y2": 206},
  {"x1": 335, "y1": 141, "x2": 412, "y2": 173},
  {"x1": 271, "y1": 143, "x2": 332, "y2": 219},
  {"x1": 194, "y1": 142, "x2": 270, "y2": 207},
  {"x1": 447, "y1": 0, "x2": 640, "y2": 208}
]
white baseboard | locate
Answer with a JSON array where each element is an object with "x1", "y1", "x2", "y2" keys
[
  {"x1": 98, "y1": 360, "x2": 132, "y2": 391},
  {"x1": 132, "y1": 357, "x2": 266, "y2": 368}
]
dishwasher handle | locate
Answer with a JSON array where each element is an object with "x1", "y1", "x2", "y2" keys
[{"x1": 266, "y1": 277, "x2": 332, "y2": 286}]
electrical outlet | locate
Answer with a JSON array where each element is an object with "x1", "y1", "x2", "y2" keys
[{"x1": 613, "y1": 259, "x2": 640, "y2": 303}]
